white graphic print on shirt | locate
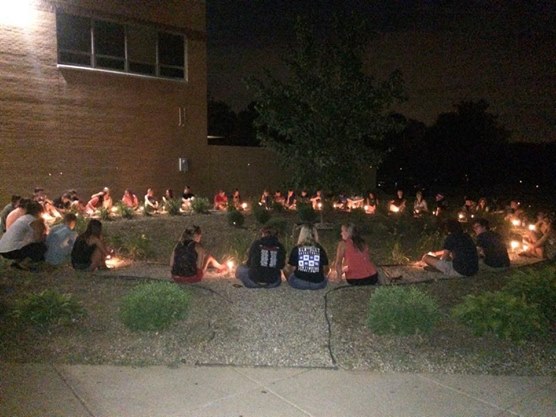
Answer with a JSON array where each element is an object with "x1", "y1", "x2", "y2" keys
[
  {"x1": 297, "y1": 246, "x2": 320, "y2": 273},
  {"x1": 260, "y1": 246, "x2": 279, "y2": 268}
]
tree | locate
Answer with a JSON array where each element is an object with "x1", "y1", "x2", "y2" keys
[
  {"x1": 207, "y1": 98, "x2": 236, "y2": 139},
  {"x1": 245, "y1": 16, "x2": 405, "y2": 192},
  {"x1": 421, "y1": 100, "x2": 511, "y2": 187}
]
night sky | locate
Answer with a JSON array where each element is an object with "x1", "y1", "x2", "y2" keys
[{"x1": 207, "y1": 1, "x2": 555, "y2": 142}]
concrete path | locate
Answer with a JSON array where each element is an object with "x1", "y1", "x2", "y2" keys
[{"x1": 1, "y1": 362, "x2": 554, "y2": 417}]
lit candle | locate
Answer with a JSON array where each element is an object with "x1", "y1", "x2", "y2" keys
[{"x1": 511, "y1": 219, "x2": 521, "y2": 227}]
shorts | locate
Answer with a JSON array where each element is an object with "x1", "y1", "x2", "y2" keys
[{"x1": 434, "y1": 259, "x2": 463, "y2": 277}]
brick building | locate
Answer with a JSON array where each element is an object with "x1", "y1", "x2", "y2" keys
[{"x1": 0, "y1": 0, "x2": 284, "y2": 204}]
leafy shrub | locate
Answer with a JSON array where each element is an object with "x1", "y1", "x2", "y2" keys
[
  {"x1": 348, "y1": 207, "x2": 367, "y2": 226},
  {"x1": 253, "y1": 203, "x2": 271, "y2": 224},
  {"x1": 503, "y1": 266, "x2": 556, "y2": 324},
  {"x1": 272, "y1": 202, "x2": 285, "y2": 213},
  {"x1": 107, "y1": 233, "x2": 153, "y2": 260},
  {"x1": 74, "y1": 214, "x2": 89, "y2": 235},
  {"x1": 227, "y1": 209, "x2": 245, "y2": 227},
  {"x1": 263, "y1": 216, "x2": 288, "y2": 237},
  {"x1": 165, "y1": 198, "x2": 182, "y2": 216},
  {"x1": 389, "y1": 239, "x2": 410, "y2": 265},
  {"x1": 190, "y1": 197, "x2": 211, "y2": 214},
  {"x1": 367, "y1": 286, "x2": 440, "y2": 335},
  {"x1": 120, "y1": 282, "x2": 191, "y2": 331},
  {"x1": 99, "y1": 207, "x2": 112, "y2": 221},
  {"x1": 225, "y1": 233, "x2": 252, "y2": 264},
  {"x1": 297, "y1": 203, "x2": 317, "y2": 223},
  {"x1": 11, "y1": 290, "x2": 86, "y2": 327},
  {"x1": 452, "y1": 291, "x2": 548, "y2": 341},
  {"x1": 415, "y1": 230, "x2": 444, "y2": 259},
  {"x1": 116, "y1": 202, "x2": 134, "y2": 219}
]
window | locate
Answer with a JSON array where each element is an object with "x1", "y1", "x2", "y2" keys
[{"x1": 56, "y1": 11, "x2": 186, "y2": 80}]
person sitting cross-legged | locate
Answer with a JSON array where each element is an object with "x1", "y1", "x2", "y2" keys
[
  {"x1": 472, "y1": 218, "x2": 510, "y2": 270},
  {"x1": 286, "y1": 224, "x2": 329, "y2": 290},
  {"x1": 235, "y1": 226, "x2": 286, "y2": 288},
  {"x1": 45, "y1": 213, "x2": 78, "y2": 266},
  {"x1": 421, "y1": 219, "x2": 478, "y2": 277}
]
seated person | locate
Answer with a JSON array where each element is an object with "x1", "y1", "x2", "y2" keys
[
  {"x1": 285, "y1": 189, "x2": 296, "y2": 210},
  {"x1": 5, "y1": 198, "x2": 32, "y2": 230},
  {"x1": 160, "y1": 189, "x2": 174, "y2": 211},
  {"x1": 0, "y1": 195, "x2": 21, "y2": 232},
  {"x1": 53, "y1": 193, "x2": 72, "y2": 213},
  {"x1": 522, "y1": 211, "x2": 554, "y2": 258},
  {"x1": 0, "y1": 201, "x2": 47, "y2": 270},
  {"x1": 274, "y1": 190, "x2": 286, "y2": 207},
  {"x1": 231, "y1": 188, "x2": 242, "y2": 210},
  {"x1": 413, "y1": 191, "x2": 429, "y2": 217},
  {"x1": 475, "y1": 197, "x2": 490, "y2": 214},
  {"x1": 433, "y1": 193, "x2": 448, "y2": 217},
  {"x1": 68, "y1": 190, "x2": 86, "y2": 213},
  {"x1": 365, "y1": 191, "x2": 379, "y2": 214},
  {"x1": 334, "y1": 223, "x2": 378, "y2": 285},
  {"x1": 235, "y1": 226, "x2": 286, "y2": 288},
  {"x1": 472, "y1": 218, "x2": 510, "y2": 269},
  {"x1": 310, "y1": 190, "x2": 323, "y2": 210},
  {"x1": 85, "y1": 191, "x2": 106, "y2": 215},
  {"x1": 144, "y1": 188, "x2": 160, "y2": 214},
  {"x1": 333, "y1": 193, "x2": 348, "y2": 210},
  {"x1": 389, "y1": 189, "x2": 406, "y2": 213},
  {"x1": 504, "y1": 200, "x2": 525, "y2": 225},
  {"x1": 121, "y1": 189, "x2": 140, "y2": 209},
  {"x1": 101, "y1": 187, "x2": 113, "y2": 211},
  {"x1": 260, "y1": 189, "x2": 272, "y2": 209},
  {"x1": 286, "y1": 224, "x2": 329, "y2": 290},
  {"x1": 71, "y1": 219, "x2": 110, "y2": 271},
  {"x1": 34, "y1": 187, "x2": 61, "y2": 221},
  {"x1": 45, "y1": 213, "x2": 78, "y2": 266},
  {"x1": 171, "y1": 225, "x2": 226, "y2": 283},
  {"x1": 297, "y1": 189, "x2": 310, "y2": 205},
  {"x1": 347, "y1": 194, "x2": 364, "y2": 210},
  {"x1": 421, "y1": 219, "x2": 479, "y2": 277},
  {"x1": 213, "y1": 190, "x2": 228, "y2": 211}
]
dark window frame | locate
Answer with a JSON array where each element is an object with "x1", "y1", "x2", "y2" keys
[{"x1": 56, "y1": 11, "x2": 186, "y2": 81}]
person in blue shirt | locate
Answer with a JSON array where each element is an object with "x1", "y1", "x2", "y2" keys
[{"x1": 45, "y1": 213, "x2": 78, "y2": 266}]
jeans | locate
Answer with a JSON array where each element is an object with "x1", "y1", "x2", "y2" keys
[
  {"x1": 287, "y1": 273, "x2": 327, "y2": 290},
  {"x1": 235, "y1": 265, "x2": 281, "y2": 288}
]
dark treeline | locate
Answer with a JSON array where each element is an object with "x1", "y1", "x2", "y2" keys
[{"x1": 208, "y1": 97, "x2": 555, "y2": 198}]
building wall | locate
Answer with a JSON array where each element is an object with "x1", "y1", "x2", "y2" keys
[{"x1": 0, "y1": 0, "x2": 207, "y2": 203}]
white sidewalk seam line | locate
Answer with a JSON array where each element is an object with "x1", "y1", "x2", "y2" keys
[
  {"x1": 232, "y1": 366, "x2": 313, "y2": 384},
  {"x1": 51, "y1": 363, "x2": 97, "y2": 417},
  {"x1": 416, "y1": 374, "x2": 522, "y2": 416},
  {"x1": 493, "y1": 379, "x2": 556, "y2": 417}
]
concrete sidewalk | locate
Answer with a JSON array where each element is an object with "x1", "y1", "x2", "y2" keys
[{"x1": 1, "y1": 363, "x2": 554, "y2": 417}]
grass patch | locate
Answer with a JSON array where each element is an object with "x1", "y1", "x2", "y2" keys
[{"x1": 120, "y1": 282, "x2": 192, "y2": 331}]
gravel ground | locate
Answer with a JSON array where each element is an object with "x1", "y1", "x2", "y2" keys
[{"x1": 0, "y1": 214, "x2": 554, "y2": 375}]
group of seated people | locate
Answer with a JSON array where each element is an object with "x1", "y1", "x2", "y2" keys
[{"x1": 0, "y1": 199, "x2": 110, "y2": 271}]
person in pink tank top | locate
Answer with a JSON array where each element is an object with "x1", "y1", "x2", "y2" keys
[{"x1": 334, "y1": 223, "x2": 378, "y2": 285}]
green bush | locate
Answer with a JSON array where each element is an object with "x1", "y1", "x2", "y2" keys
[
  {"x1": 225, "y1": 233, "x2": 252, "y2": 264},
  {"x1": 367, "y1": 286, "x2": 440, "y2": 335},
  {"x1": 389, "y1": 239, "x2": 410, "y2": 265},
  {"x1": 452, "y1": 291, "x2": 548, "y2": 341},
  {"x1": 504, "y1": 266, "x2": 556, "y2": 324},
  {"x1": 190, "y1": 197, "x2": 211, "y2": 214},
  {"x1": 227, "y1": 209, "x2": 245, "y2": 227},
  {"x1": 271, "y1": 202, "x2": 285, "y2": 213},
  {"x1": 116, "y1": 202, "x2": 134, "y2": 219},
  {"x1": 107, "y1": 233, "x2": 153, "y2": 260},
  {"x1": 253, "y1": 204, "x2": 271, "y2": 224},
  {"x1": 99, "y1": 207, "x2": 112, "y2": 221},
  {"x1": 263, "y1": 216, "x2": 288, "y2": 237},
  {"x1": 297, "y1": 203, "x2": 317, "y2": 223},
  {"x1": 11, "y1": 290, "x2": 86, "y2": 327},
  {"x1": 165, "y1": 198, "x2": 182, "y2": 216},
  {"x1": 120, "y1": 282, "x2": 192, "y2": 331}
]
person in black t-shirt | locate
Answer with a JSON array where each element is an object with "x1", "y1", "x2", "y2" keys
[
  {"x1": 421, "y1": 219, "x2": 478, "y2": 277},
  {"x1": 235, "y1": 226, "x2": 286, "y2": 288},
  {"x1": 472, "y1": 218, "x2": 510, "y2": 269},
  {"x1": 286, "y1": 224, "x2": 329, "y2": 290}
]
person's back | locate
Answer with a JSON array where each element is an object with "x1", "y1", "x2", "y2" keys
[
  {"x1": 247, "y1": 234, "x2": 286, "y2": 285},
  {"x1": 171, "y1": 239, "x2": 198, "y2": 277},
  {"x1": 344, "y1": 239, "x2": 377, "y2": 280},
  {"x1": 0, "y1": 214, "x2": 36, "y2": 253},
  {"x1": 443, "y1": 231, "x2": 479, "y2": 276},
  {"x1": 45, "y1": 223, "x2": 78, "y2": 266},
  {"x1": 476, "y1": 230, "x2": 509, "y2": 268}
]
